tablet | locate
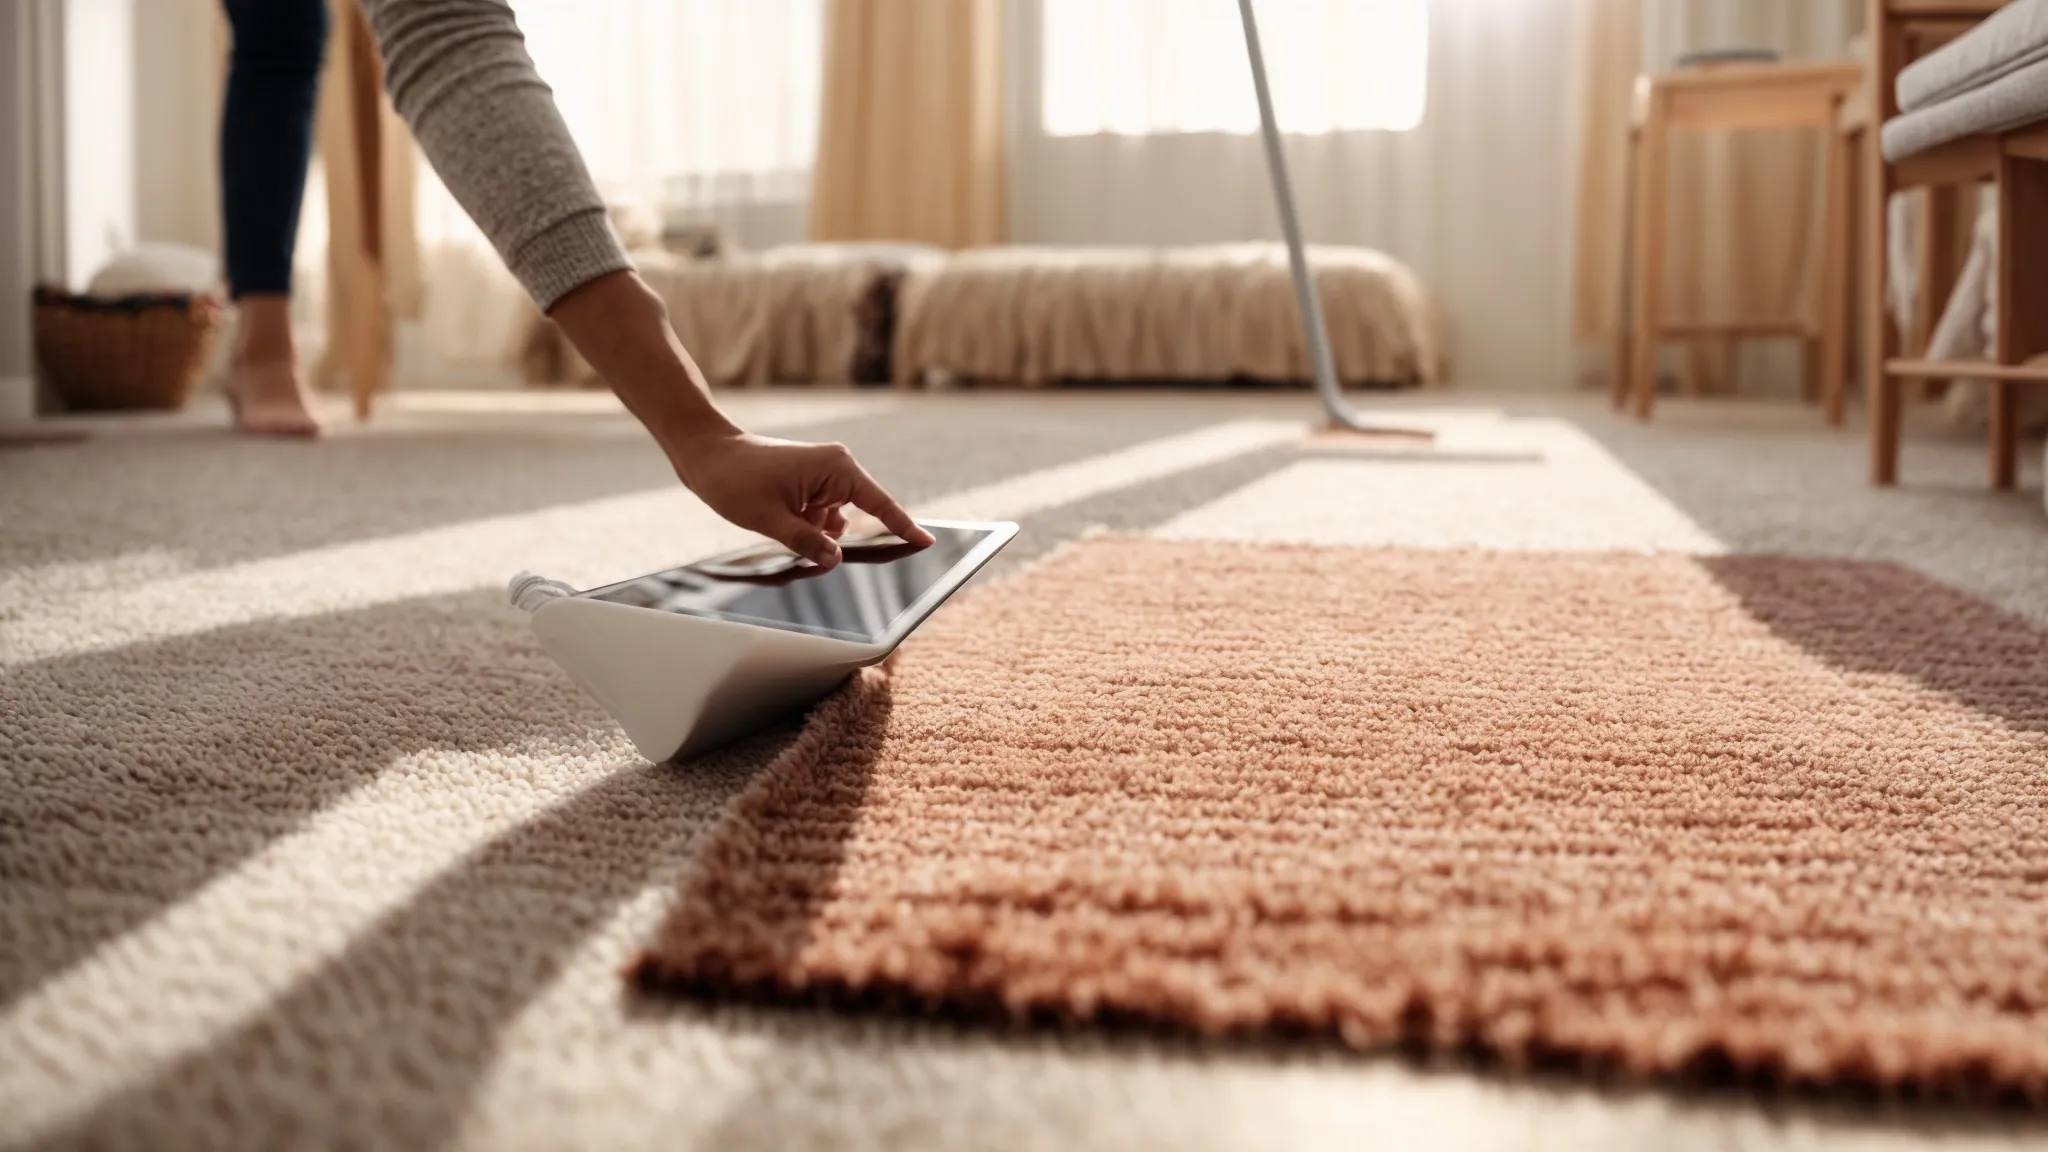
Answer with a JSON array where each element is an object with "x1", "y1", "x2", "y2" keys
[{"x1": 577, "y1": 519, "x2": 1018, "y2": 647}]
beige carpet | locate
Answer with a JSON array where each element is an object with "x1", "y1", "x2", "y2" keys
[
  {"x1": 635, "y1": 539, "x2": 2048, "y2": 1101},
  {"x1": 6, "y1": 393, "x2": 2048, "y2": 1151}
]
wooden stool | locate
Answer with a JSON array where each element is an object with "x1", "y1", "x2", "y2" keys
[{"x1": 1614, "y1": 61, "x2": 1864, "y2": 421}]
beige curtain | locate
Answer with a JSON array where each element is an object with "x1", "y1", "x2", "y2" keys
[
  {"x1": 1570, "y1": 0, "x2": 1644, "y2": 348},
  {"x1": 808, "y1": 0, "x2": 1005, "y2": 248},
  {"x1": 1571, "y1": 0, "x2": 1862, "y2": 390}
]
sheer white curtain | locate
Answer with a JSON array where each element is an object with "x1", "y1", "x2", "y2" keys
[
  {"x1": 1041, "y1": 0, "x2": 1427, "y2": 136},
  {"x1": 1009, "y1": 0, "x2": 1579, "y2": 390},
  {"x1": 407, "y1": 0, "x2": 826, "y2": 368}
]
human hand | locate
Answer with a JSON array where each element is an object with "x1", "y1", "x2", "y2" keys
[
  {"x1": 543, "y1": 272, "x2": 931, "y2": 568},
  {"x1": 670, "y1": 431, "x2": 934, "y2": 570}
]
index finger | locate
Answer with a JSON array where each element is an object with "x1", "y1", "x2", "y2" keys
[{"x1": 849, "y1": 469, "x2": 934, "y2": 546}]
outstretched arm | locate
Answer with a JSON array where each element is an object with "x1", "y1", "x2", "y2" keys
[{"x1": 353, "y1": 0, "x2": 929, "y2": 565}]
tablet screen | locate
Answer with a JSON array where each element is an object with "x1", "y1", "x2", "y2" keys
[{"x1": 580, "y1": 523, "x2": 1003, "y2": 643}]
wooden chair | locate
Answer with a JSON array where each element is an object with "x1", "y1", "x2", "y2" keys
[
  {"x1": 1614, "y1": 60, "x2": 1863, "y2": 422},
  {"x1": 1863, "y1": 0, "x2": 2047, "y2": 489}
]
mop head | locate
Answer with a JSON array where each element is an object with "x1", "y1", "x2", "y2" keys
[
  {"x1": 1309, "y1": 380, "x2": 1436, "y2": 444},
  {"x1": 1312, "y1": 419, "x2": 1437, "y2": 445}
]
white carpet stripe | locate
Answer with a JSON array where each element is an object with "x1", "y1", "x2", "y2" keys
[
  {"x1": 0, "y1": 398, "x2": 882, "y2": 633},
  {"x1": 0, "y1": 549, "x2": 196, "y2": 621},
  {"x1": 385, "y1": 391, "x2": 897, "y2": 425},
  {"x1": 0, "y1": 419, "x2": 1304, "y2": 1139},
  {"x1": 1151, "y1": 417, "x2": 1727, "y2": 554},
  {"x1": 914, "y1": 419, "x2": 1306, "y2": 522},
  {"x1": 0, "y1": 419, "x2": 1305, "y2": 669},
  {"x1": 19, "y1": 390, "x2": 898, "y2": 436},
  {"x1": 0, "y1": 489, "x2": 745, "y2": 668},
  {"x1": 0, "y1": 748, "x2": 616, "y2": 1137}
]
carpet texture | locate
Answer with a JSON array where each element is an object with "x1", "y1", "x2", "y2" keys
[
  {"x1": 635, "y1": 538, "x2": 2048, "y2": 1100},
  {"x1": 7, "y1": 395, "x2": 2047, "y2": 1151}
]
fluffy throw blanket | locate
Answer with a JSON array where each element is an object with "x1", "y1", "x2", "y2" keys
[
  {"x1": 889, "y1": 244, "x2": 1447, "y2": 389},
  {"x1": 519, "y1": 243, "x2": 943, "y2": 389}
]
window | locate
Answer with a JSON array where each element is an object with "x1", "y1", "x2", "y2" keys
[
  {"x1": 500, "y1": 0, "x2": 823, "y2": 206},
  {"x1": 1040, "y1": 0, "x2": 1428, "y2": 137},
  {"x1": 404, "y1": 0, "x2": 823, "y2": 261},
  {"x1": 347, "y1": 0, "x2": 826, "y2": 365}
]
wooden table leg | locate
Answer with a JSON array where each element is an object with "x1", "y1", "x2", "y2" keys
[
  {"x1": 1682, "y1": 340, "x2": 1709, "y2": 396},
  {"x1": 1628, "y1": 95, "x2": 1669, "y2": 421},
  {"x1": 1994, "y1": 150, "x2": 2048, "y2": 491},
  {"x1": 1865, "y1": 18, "x2": 1904, "y2": 485},
  {"x1": 330, "y1": 0, "x2": 388, "y2": 423},
  {"x1": 1610, "y1": 315, "x2": 1632, "y2": 410},
  {"x1": 1711, "y1": 336, "x2": 1736, "y2": 395},
  {"x1": 1915, "y1": 185, "x2": 1965, "y2": 402},
  {"x1": 1611, "y1": 125, "x2": 1640, "y2": 412},
  {"x1": 1820, "y1": 113, "x2": 1852, "y2": 425}
]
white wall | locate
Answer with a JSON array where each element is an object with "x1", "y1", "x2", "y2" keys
[
  {"x1": 133, "y1": 0, "x2": 222, "y2": 253},
  {"x1": 61, "y1": 0, "x2": 136, "y2": 288},
  {"x1": 0, "y1": 1, "x2": 36, "y2": 417},
  {"x1": 50, "y1": 0, "x2": 220, "y2": 285}
]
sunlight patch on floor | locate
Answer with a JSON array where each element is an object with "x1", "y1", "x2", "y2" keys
[
  {"x1": 385, "y1": 389, "x2": 897, "y2": 430},
  {"x1": 18, "y1": 389, "x2": 897, "y2": 439},
  {"x1": 1154, "y1": 418, "x2": 1727, "y2": 554},
  {"x1": 0, "y1": 420, "x2": 1306, "y2": 668},
  {"x1": 0, "y1": 487, "x2": 746, "y2": 668},
  {"x1": 0, "y1": 549, "x2": 195, "y2": 621},
  {"x1": 0, "y1": 741, "x2": 632, "y2": 1143},
  {"x1": 917, "y1": 419, "x2": 1307, "y2": 522}
]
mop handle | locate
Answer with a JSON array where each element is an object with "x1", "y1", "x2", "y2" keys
[{"x1": 1237, "y1": 0, "x2": 1343, "y2": 409}]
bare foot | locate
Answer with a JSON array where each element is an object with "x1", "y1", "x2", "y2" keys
[{"x1": 225, "y1": 359, "x2": 324, "y2": 438}]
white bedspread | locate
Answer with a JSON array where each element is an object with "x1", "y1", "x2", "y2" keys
[{"x1": 890, "y1": 244, "x2": 1448, "y2": 390}]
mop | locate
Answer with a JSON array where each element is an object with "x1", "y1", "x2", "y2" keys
[{"x1": 1237, "y1": 0, "x2": 1437, "y2": 443}]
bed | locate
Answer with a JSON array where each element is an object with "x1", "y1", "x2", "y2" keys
[
  {"x1": 888, "y1": 243, "x2": 1448, "y2": 390},
  {"x1": 518, "y1": 241, "x2": 944, "y2": 389},
  {"x1": 516, "y1": 241, "x2": 1447, "y2": 394}
]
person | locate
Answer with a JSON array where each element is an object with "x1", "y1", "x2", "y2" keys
[{"x1": 215, "y1": 0, "x2": 930, "y2": 569}]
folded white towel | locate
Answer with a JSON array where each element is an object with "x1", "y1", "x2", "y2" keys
[
  {"x1": 1897, "y1": 0, "x2": 2048, "y2": 112},
  {"x1": 1882, "y1": 53, "x2": 2048, "y2": 161}
]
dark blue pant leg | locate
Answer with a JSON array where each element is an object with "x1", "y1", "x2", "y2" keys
[{"x1": 218, "y1": 0, "x2": 330, "y2": 299}]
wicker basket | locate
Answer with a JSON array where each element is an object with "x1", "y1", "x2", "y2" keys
[{"x1": 32, "y1": 285, "x2": 226, "y2": 412}]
